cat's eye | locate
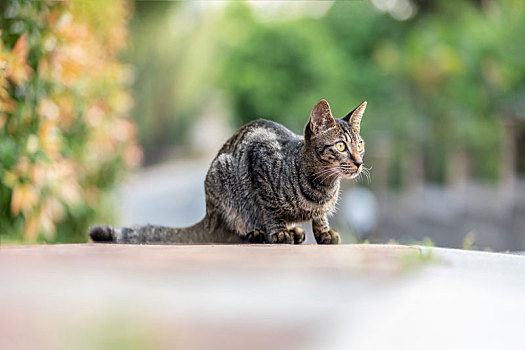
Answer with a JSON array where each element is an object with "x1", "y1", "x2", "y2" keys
[
  {"x1": 357, "y1": 141, "x2": 364, "y2": 152},
  {"x1": 335, "y1": 142, "x2": 346, "y2": 152}
]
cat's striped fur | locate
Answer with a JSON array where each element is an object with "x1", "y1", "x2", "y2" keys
[{"x1": 89, "y1": 99, "x2": 367, "y2": 244}]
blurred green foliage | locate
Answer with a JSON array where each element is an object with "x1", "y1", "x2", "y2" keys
[
  {"x1": 0, "y1": 0, "x2": 140, "y2": 242},
  {"x1": 2, "y1": 0, "x2": 524, "y2": 242},
  {"x1": 130, "y1": 0, "x2": 525, "y2": 182}
]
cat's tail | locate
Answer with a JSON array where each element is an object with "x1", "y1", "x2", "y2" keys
[{"x1": 89, "y1": 219, "x2": 214, "y2": 244}]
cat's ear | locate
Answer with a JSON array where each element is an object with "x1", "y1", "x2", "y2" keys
[
  {"x1": 309, "y1": 99, "x2": 336, "y2": 134},
  {"x1": 342, "y1": 101, "x2": 367, "y2": 133}
]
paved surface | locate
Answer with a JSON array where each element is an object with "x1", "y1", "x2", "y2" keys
[{"x1": 1, "y1": 244, "x2": 525, "y2": 349}]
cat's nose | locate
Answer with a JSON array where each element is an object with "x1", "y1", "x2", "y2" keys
[{"x1": 353, "y1": 160, "x2": 362, "y2": 168}]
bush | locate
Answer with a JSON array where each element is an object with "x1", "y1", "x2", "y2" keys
[{"x1": 0, "y1": 0, "x2": 141, "y2": 242}]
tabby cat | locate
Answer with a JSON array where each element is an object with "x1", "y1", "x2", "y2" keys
[{"x1": 89, "y1": 99, "x2": 367, "y2": 244}]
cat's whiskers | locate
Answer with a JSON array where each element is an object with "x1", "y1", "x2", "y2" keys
[
  {"x1": 318, "y1": 170, "x2": 337, "y2": 183},
  {"x1": 357, "y1": 169, "x2": 364, "y2": 183},
  {"x1": 312, "y1": 167, "x2": 335, "y2": 176},
  {"x1": 361, "y1": 164, "x2": 371, "y2": 184},
  {"x1": 331, "y1": 168, "x2": 343, "y2": 183},
  {"x1": 313, "y1": 165, "x2": 336, "y2": 174},
  {"x1": 312, "y1": 168, "x2": 336, "y2": 181},
  {"x1": 345, "y1": 164, "x2": 371, "y2": 184},
  {"x1": 318, "y1": 168, "x2": 342, "y2": 184},
  {"x1": 312, "y1": 168, "x2": 333, "y2": 181},
  {"x1": 313, "y1": 165, "x2": 342, "y2": 179}
]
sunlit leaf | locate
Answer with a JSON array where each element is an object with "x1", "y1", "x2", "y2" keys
[{"x1": 6, "y1": 33, "x2": 33, "y2": 85}]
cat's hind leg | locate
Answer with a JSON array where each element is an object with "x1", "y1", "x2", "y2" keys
[{"x1": 205, "y1": 153, "x2": 254, "y2": 241}]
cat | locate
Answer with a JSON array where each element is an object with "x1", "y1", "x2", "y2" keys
[{"x1": 89, "y1": 99, "x2": 367, "y2": 244}]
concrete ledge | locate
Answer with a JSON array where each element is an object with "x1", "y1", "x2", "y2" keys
[{"x1": 1, "y1": 244, "x2": 525, "y2": 349}]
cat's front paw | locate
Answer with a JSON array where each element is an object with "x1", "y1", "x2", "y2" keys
[
  {"x1": 288, "y1": 226, "x2": 306, "y2": 244},
  {"x1": 314, "y1": 229, "x2": 341, "y2": 244},
  {"x1": 268, "y1": 230, "x2": 294, "y2": 244},
  {"x1": 245, "y1": 229, "x2": 267, "y2": 243}
]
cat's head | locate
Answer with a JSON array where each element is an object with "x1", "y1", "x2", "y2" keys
[{"x1": 304, "y1": 99, "x2": 367, "y2": 180}]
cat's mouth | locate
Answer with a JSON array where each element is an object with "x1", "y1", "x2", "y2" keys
[{"x1": 341, "y1": 167, "x2": 361, "y2": 179}]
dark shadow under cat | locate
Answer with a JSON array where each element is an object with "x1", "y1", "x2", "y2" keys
[{"x1": 89, "y1": 99, "x2": 367, "y2": 244}]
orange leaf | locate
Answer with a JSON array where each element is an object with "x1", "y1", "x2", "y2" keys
[
  {"x1": 11, "y1": 183, "x2": 39, "y2": 216},
  {"x1": 6, "y1": 34, "x2": 33, "y2": 85}
]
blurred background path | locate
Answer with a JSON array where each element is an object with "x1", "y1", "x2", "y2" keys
[{"x1": 119, "y1": 160, "x2": 209, "y2": 229}]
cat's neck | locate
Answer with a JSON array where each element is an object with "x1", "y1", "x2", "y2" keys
[{"x1": 297, "y1": 141, "x2": 341, "y2": 189}]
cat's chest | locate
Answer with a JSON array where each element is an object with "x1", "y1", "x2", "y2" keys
[{"x1": 284, "y1": 187, "x2": 339, "y2": 221}]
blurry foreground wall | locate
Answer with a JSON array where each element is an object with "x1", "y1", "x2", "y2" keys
[{"x1": 0, "y1": 0, "x2": 141, "y2": 242}]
